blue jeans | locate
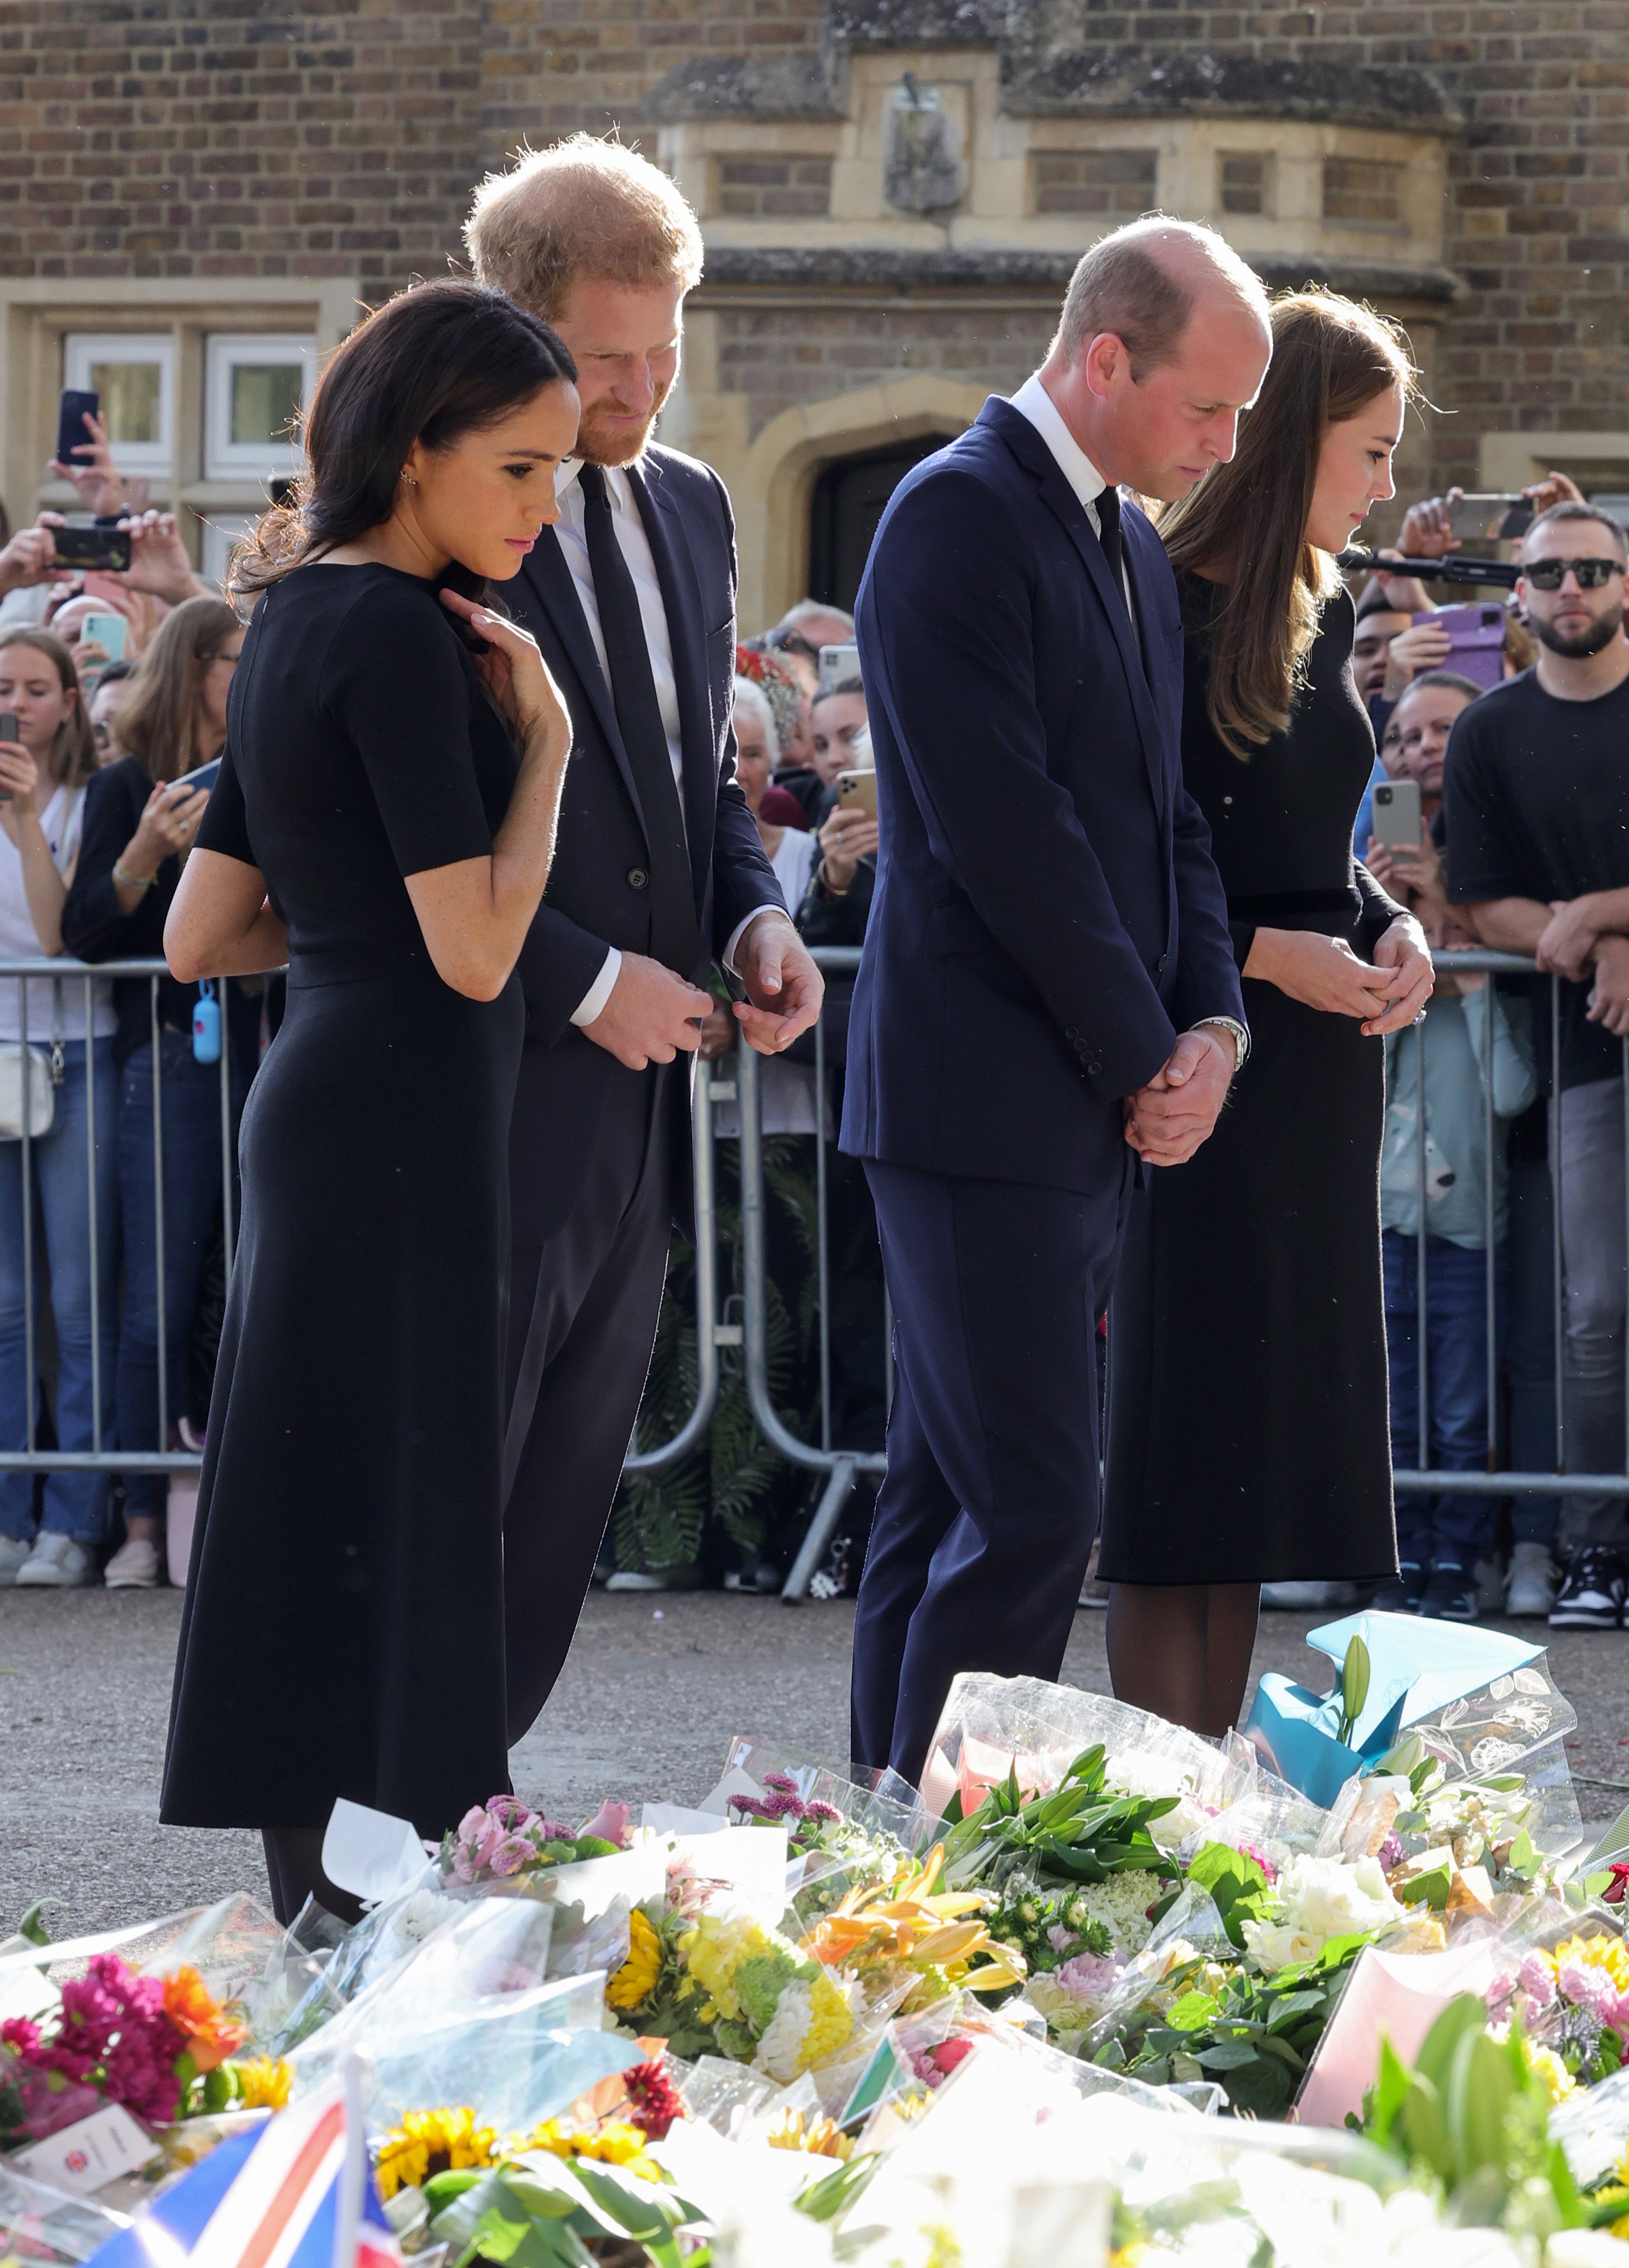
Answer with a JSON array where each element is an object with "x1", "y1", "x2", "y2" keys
[
  {"x1": 116, "y1": 1032, "x2": 241, "y2": 1520},
  {"x1": 0, "y1": 1038, "x2": 118, "y2": 1543},
  {"x1": 1384, "y1": 1228, "x2": 1502, "y2": 1568}
]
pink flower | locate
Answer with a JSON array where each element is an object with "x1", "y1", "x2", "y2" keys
[
  {"x1": 578, "y1": 1799, "x2": 630, "y2": 1849},
  {"x1": 488, "y1": 1834, "x2": 534, "y2": 1877},
  {"x1": 1054, "y1": 1953, "x2": 1124, "y2": 2006},
  {"x1": 1519, "y1": 1951, "x2": 1555, "y2": 2004},
  {"x1": 533, "y1": 1819, "x2": 575, "y2": 1845},
  {"x1": 762, "y1": 1773, "x2": 800, "y2": 1795},
  {"x1": 805, "y1": 1801, "x2": 842, "y2": 1823},
  {"x1": 1559, "y1": 1957, "x2": 1619, "y2": 2024},
  {"x1": 1047, "y1": 1925, "x2": 1075, "y2": 1954},
  {"x1": 485, "y1": 1795, "x2": 534, "y2": 1832}
]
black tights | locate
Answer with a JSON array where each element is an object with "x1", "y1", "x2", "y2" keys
[
  {"x1": 1105, "y1": 1582, "x2": 1262, "y2": 1739},
  {"x1": 261, "y1": 1828, "x2": 365, "y2": 1930}
]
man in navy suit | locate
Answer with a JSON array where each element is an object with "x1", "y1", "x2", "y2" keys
[
  {"x1": 466, "y1": 139, "x2": 824, "y2": 1740},
  {"x1": 845, "y1": 220, "x2": 1274, "y2": 1782}
]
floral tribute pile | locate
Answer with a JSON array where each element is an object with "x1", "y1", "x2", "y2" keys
[{"x1": 6, "y1": 1625, "x2": 1629, "y2": 2267}]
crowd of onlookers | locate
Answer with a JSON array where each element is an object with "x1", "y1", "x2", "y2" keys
[
  {"x1": 2, "y1": 412, "x2": 1627, "y2": 1635},
  {"x1": 0, "y1": 411, "x2": 271, "y2": 1590}
]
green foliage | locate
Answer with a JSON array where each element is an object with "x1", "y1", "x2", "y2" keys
[
  {"x1": 1335, "y1": 1634, "x2": 1371, "y2": 1749},
  {"x1": 1104, "y1": 1934, "x2": 1368, "y2": 2119},
  {"x1": 611, "y1": 1136, "x2": 822, "y2": 1574},
  {"x1": 430, "y1": 2158, "x2": 695, "y2": 2268},
  {"x1": 1360, "y1": 1994, "x2": 1584, "y2": 2240},
  {"x1": 1184, "y1": 1843, "x2": 1271, "y2": 1950},
  {"x1": 940, "y1": 1745, "x2": 1179, "y2": 1892}
]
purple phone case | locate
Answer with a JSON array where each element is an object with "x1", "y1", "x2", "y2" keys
[{"x1": 1413, "y1": 603, "x2": 1506, "y2": 691}]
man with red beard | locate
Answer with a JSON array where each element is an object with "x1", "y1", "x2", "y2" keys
[{"x1": 465, "y1": 139, "x2": 823, "y2": 1736}]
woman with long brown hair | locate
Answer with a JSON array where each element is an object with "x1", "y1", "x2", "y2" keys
[
  {"x1": 0, "y1": 631, "x2": 118, "y2": 1586},
  {"x1": 1099, "y1": 292, "x2": 1434, "y2": 1735},
  {"x1": 63, "y1": 596, "x2": 247, "y2": 1589}
]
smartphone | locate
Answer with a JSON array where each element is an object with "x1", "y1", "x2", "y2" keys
[
  {"x1": 818, "y1": 642, "x2": 861, "y2": 690},
  {"x1": 1446, "y1": 493, "x2": 1533, "y2": 543},
  {"x1": 1419, "y1": 600, "x2": 1507, "y2": 691},
  {"x1": 0, "y1": 713, "x2": 17, "y2": 802},
  {"x1": 49, "y1": 523, "x2": 131, "y2": 573},
  {"x1": 1371, "y1": 777, "x2": 1422, "y2": 848},
  {"x1": 78, "y1": 610, "x2": 127, "y2": 661},
  {"x1": 55, "y1": 388, "x2": 100, "y2": 471},
  {"x1": 836, "y1": 767, "x2": 877, "y2": 818},
  {"x1": 170, "y1": 758, "x2": 220, "y2": 797}
]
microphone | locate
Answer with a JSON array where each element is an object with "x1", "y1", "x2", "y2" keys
[{"x1": 1337, "y1": 547, "x2": 1520, "y2": 591}]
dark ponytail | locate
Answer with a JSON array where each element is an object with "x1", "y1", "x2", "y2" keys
[{"x1": 231, "y1": 279, "x2": 576, "y2": 600}]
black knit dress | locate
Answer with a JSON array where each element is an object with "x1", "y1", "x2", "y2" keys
[
  {"x1": 1099, "y1": 576, "x2": 1401, "y2": 1587},
  {"x1": 162, "y1": 564, "x2": 522, "y2": 1837}
]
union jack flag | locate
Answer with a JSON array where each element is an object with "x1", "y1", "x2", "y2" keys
[{"x1": 91, "y1": 2069, "x2": 401, "y2": 2268}]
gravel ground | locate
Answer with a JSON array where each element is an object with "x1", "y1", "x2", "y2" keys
[{"x1": 3, "y1": 1587, "x2": 1627, "y2": 1938}]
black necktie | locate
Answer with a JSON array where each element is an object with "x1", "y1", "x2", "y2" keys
[
  {"x1": 577, "y1": 461, "x2": 699, "y2": 976},
  {"x1": 1095, "y1": 483, "x2": 1127, "y2": 610}
]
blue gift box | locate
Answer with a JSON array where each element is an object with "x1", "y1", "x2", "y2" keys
[{"x1": 1243, "y1": 1610, "x2": 1545, "y2": 1811}]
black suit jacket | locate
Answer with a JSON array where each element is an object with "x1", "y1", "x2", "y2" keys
[
  {"x1": 841, "y1": 396, "x2": 1246, "y2": 1197},
  {"x1": 505, "y1": 443, "x2": 781, "y2": 1244}
]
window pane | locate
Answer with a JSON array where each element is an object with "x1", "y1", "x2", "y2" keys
[
  {"x1": 230, "y1": 362, "x2": 304, "y2": 448},
  {"x1": 88, "y1": 361, "x2": 163, "y2": 446}
]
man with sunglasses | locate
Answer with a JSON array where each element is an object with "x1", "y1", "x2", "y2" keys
[{"x1": 1445, "y1": 500, "x2": 1629, "y2": 1630}]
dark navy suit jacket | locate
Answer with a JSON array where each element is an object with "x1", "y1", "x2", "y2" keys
[
  {"x1": 505, "y1": 444, "x2": 781, "y2": 1243},
  {"x1": 841, "y1": 396, "x2": 1245, "y2": 1196}
]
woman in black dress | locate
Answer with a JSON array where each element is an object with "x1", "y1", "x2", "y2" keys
[
  {"x1": 1100, "y1": 292, "x2": 1434, "y2": 1737},
  {"x1": 160, "y1": 279, "x2": 579, "y2": 1920}
]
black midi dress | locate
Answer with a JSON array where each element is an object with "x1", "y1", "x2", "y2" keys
[
  {"x1": 161, "y1": 564, "x2": 523, "y2": 1837},
  {"x1": 1099, "y1": 575, "x2": 1401, "y2": 1587}
]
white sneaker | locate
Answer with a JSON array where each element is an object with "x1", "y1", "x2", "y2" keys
[
  {"x1": 15, "y1": 1534, "x2": 97, "y2": 1588},
  {"x1": 0, "y1": 1534, "x2": 30, "y2": 1586},
  {"x1": 103, "y1": 1536, "x2": 161, "y2": 1589},
  {"x1": 1506, "y1": 1540, "x2": 1560, "y2": 1618},
  {"x1": 1474, "y1": 1555, "x2": 1507, "y2": 1616}
]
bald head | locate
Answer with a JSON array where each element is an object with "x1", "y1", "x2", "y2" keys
[{"x1": 1052, "y1": 216, "x2": 1270, "y2": 378}]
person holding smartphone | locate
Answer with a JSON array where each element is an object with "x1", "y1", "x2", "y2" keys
[
  {"x1": 61, "y1": 597, "x2": 245, "y2": 1589},
  {"x1": 0, "y1": 632, "x2": 118, "y2": 1588}
]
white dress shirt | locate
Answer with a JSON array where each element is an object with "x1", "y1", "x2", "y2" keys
[
  {"x1": 553, "y1": 457, "x2": 782, "y2": 1027},
  {"x1": 1008, "y1": 372, "x2": 1137, "y2": 631}
]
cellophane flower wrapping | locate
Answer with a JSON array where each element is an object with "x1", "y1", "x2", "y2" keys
[{"x1": 0, "y1": 2156, "x2": 131, "y2": 2264}]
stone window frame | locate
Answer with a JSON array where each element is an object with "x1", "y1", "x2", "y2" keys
[{"x1": 0, "y1": 278, "x2": 357, "y2": 567}]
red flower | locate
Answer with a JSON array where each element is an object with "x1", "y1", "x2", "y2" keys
[{"x1": 621, "y1": 2058, "x2": 682, "y2": 2141}]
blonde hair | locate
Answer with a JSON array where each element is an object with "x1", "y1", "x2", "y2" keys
[
  {"x1": 464, "y1": 135, "x2": 704, "y2": 321},
  {"x1": 1161, "y1": 290, "x2": 1418, "y2": 758}
]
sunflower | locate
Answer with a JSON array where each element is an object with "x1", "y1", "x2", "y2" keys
[
  {"x1": 374, "y1": 2107, "x2": 495, "y2": 2201},
  {"x1": 228, "y1": 2056, "x2": 293, "y2": 2111},
  {"x1": 507, "y1": 2117, "x2": 662, "y2": 2181},
  {"x1": 607, "y1": 1909, "x2": 663, "y2": 2011}
]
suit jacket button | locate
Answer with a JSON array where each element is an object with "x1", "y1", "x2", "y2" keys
[
  {"x1": 1065, "y1": 1025, "x2": 1081, "y2": 1041},
  {"x1": 627, "y1": 867, "x2": 649, "y2": 890}
]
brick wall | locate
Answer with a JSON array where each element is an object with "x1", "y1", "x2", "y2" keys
[
  {"x1": 716, "y1": 303, "x2": 1058, "y2": 440},
  {"x1": 0, "y1": 0, "x2": 1623, "y2": 493}
]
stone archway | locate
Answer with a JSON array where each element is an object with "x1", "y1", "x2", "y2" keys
[{"x1": 733, "y1": 374, "x2": 990, "y2": 631}]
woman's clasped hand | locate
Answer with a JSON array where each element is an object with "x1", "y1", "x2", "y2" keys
[{"x1": 1245, "y1": 919, "x2": 1433, "y2": 1036}]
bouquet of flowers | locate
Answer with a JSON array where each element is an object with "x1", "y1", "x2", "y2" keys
[
  {"x1": 0, "y1": 1954, "x2": 284, "y2": 2143},
  {"x1": 672, "y1": 1914, "x2": 856, "y2": 2081},
  {"x1": 798, "y1": 1845, "x2": 1025, "y2": 2013},
  {"x1": 440, "y1": 1797, "x2": 632, "y2": 1891}
]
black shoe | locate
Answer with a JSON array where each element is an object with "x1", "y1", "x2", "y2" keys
[
  {"x1": 724, "y1": 1545, "x2": 784, "y2": 1595},
  {"x1": 1549, "y1": 1546, "x2": 1628, "y2": 1630},
  {"x1": 1371, "y1": 1562, "x2": 1425, "y2": 1613},
  {"x1": 1419, "y1": 1561, "x2": 1479, "y2": 1622}
]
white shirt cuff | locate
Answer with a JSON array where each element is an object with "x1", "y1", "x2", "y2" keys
[
  {"x1": 723, "y1": 904, "x2": 790, "y2": 978},
  {"x1": 570, "y1": 946, "x2": 622, "y2": 1028}
]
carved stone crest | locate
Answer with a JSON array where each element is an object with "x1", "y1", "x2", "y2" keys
[{"x1": 884, "y1": 73, "x2": 965, "y2": 215}]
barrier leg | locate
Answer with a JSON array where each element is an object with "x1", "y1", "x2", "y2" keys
[{"x1": 781, "y1": 1454, "x2": 857, "y2": 1604}]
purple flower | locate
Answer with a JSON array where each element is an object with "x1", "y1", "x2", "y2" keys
[
  {"x1": 1519, "y1": 1950, "x2": 1556, "y2": 2004},
  {"x1": 1377, "y1": 1832, "x2": 1404, "y2": 1872},
  {"x1": 489, "y1": 1833, "x2": 534, "y2": 1877},
  {"x1": 805, "y1": 1801, "x2": 842, "y2": 1823},
  {"x1": 485, "y1": 1795, "x2": 535, "y2": 1832},
  {"x1": 1054, "y1": 1952, "x2": 1124, "y2": 2006},
  {"x1": 1047, "y1": 1925, "x2": 1075, "y2": 1954},
  {"x1": 763, "y1": 1772, "x2": 800, "y2": 1794}
]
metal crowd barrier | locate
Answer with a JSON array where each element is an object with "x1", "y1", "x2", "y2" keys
[
  {"x1": 6, "y1": 949, "x2": 1625, "y2": 1587},
  {"x1": 0, "y1": 957, "x2": 237, "y2": 1477}
]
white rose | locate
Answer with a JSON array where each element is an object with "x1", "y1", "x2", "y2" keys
[
  {"x1": 1241, "y1": 1918, "x2": 1325, "y2": 1974},
  {"x1": 1288, "y1": 1854, "x2": 1399, "y2": 1937}
]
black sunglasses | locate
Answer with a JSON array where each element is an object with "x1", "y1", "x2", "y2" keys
[{"x1": 1522, "y1": 557, "x2": 1625, "y2": 591}]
